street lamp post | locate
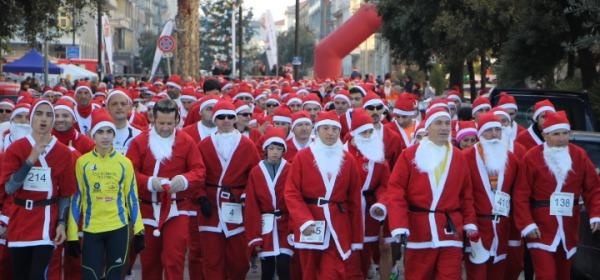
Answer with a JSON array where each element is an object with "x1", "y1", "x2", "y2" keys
[
  {"x1": 238, "y1": 3, "x2": 243, "y2": 79},
  {"x1": 97, "y1": 1, "x2": 102, "y2": 81},
  {"x1": 294, "y1": 0, "x2": 299, "y2": 80}
]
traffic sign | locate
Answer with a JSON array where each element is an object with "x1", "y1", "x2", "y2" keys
[
  {"x1": 66, "y1": 46, "x2": 80, "y2": 59},
  {"x1": 162, "y1": 53, "x2": 173, "y2": 58},
  {"x1": 158, "y1": 35, "x2": 176, "y2": 53},
  {"x1": 292, "y1": 56, "x2": 302, "y2": 66}
]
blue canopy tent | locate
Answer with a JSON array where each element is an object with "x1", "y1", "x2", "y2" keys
[{"x1": 2, "y1": 49, "x2": 62, "y2": 74}]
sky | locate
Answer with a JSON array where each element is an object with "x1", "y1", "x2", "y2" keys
[{"x1": 243, "y1": 0, "x2": 296, "y2": 21}]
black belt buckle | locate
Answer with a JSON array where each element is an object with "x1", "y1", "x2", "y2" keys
[
  {"x1": 492, "y1": 215, "x2": 500, "y2": 223},
  {"x1": 316, "y1": 197, "x2": 327, "y2": 206},
  {"x1": 220, "y1": 191, "x2": 230, "y2": 200},
  {"x1": 25, "y1": 199, "x2": 34, "y2": 210}
]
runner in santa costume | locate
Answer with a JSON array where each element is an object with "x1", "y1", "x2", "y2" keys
[
  {"x1": 495, "y1": 92, "x2": 525, "y2": 142},
  {"x1": 179, "y1": 87, "x2": 198, "y2": 122},
  {"x1": 515, "y1": 99, "x2": 555, "y2": 150},
  {"x1": 105, "y1": 90, "x2": 141, "y2": 155},
  {"x1": 361, "y1": 92, "x2": 403, "y2": 168},
  {"x1": 284, "y1": 110, "x2": 364, "y2": 279},
  {"x1": 343, "y1": 108, "x2": 392, "y2": 280},
  {"x1": 272, "y1": 105, "x2": 293, "y2": 140},
  {"x1": 370, "y1": 107, "x2": 478, "y2": 280},
  {"x1": 301, "y1": 94, "x2": 322, "y2": 123},
  {"x1": 126, "y1": 98, "x2": 206, "y2": 280},
  {"x1": 332, "y1": 90, "x2": 351, "y2": 117},
  {"x1": 513, "y1": 110, "x2": 600, "y2": 280},
  {"x1": 472, "y1": 97, "x2": 492, "y2": 123},
  {"x1": 455, "y1": 121, "x2": 478, "y2": 150},
  {"x1": 182, "y1": 95, "x2": 219, "y2": 144},
  {"x1": 0, "y1": 153, "x2": 13, "y2": 280},
  {"x1": 234, "y1": 100, "x2": 262, "y2": 143},
  {"x1": 283, "y1": 111, "x2": 313, "y2": 162},
  {"x1": 197, "y1": 99, "x2": 261, "y2": 280},
  {"x1": 462, "y1": 113, "x2": 520, "y2": 280},
  {"x1": 385, "y1": 93, "x2": 419, "y2": 148},
  {"x1": 244, "y1": 127, "x2": 293, "y2": 280},
  {"x1": 51, "y1": 99, "x2": 95, "y2": 155},
  {"x1": 2, "y1": 103, "x2": 32, "y2": 152},
  {"x1": 73, "y1": 82, "x2": 98, "y2": 135},
  {"x1": 1, "y1": 99, "x2": 77, "y2": 279}
]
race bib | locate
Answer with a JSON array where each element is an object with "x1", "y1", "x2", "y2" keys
[
  {"x1": 23, "y1": 167, "x2": 52, "y2": 192},
  {"x1": 221, "y1": 202, "x2": 243, "y2": 224},
  {"x1": 493, "y1": 191, "x2": 511, "y2": 217},
  {"x1": 299, "y1": 220, "x2": 326, "y2": 243},
  {"x1": 261, "y1": 213, "x2": 275, "y2": 235},
  {"x1": 550, "y1": 192, "x2": 574, "y2": 217}
]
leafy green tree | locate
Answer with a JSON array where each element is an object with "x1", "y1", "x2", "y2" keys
[{"x1": 277, "y1": 26, "x2": 316, "y2": 77}]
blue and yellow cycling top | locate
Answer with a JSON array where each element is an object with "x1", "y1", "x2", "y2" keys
[{"x1": 67, "y1": 148, "x2": 144, "y2": 241}]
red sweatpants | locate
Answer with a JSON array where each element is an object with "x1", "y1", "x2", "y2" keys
[
  {"x1": 404, "y1": 247, "x2": 463, "y2": 280},
  {"x1": 47, "y1": 244, "x2": 63, "y2": 280},
  {"x1": 529, "y1": 245, "x2": 573, "y2": 280},
  {"x1": 0, "y1": 243, "x2": 13, "y2": 280},
  {"x1": 346, "y1": 242, "x2": 376, "y2": 277},
  {"x1": 290, "y1": 249, "x2": 303, "y2": 280},
  {"x1": 201, "y1": 231, "x2": 249, "y2": 280},
  {"x1": 187, "y1": 214, "x2": 204, "y2": 280},
  {"x1": 465, "y1": 257, "x2": 507, "y2": 280},
  {"x1": 140, "y1": 215, "x2": 189, "y2": 280},
  {"x1": 298, "y1": 245, "x2": 346, "y2": 280},
  {"x1": 503, "y1": 244, "x2": 523, "y2": 280}
]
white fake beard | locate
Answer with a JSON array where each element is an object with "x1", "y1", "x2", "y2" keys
[
  {"x1": 214, "y1": 130, "x2": 241, "y2": 162},
  {"x1": 148, "y1": 128, "x2": 175, "y2": 163},
  {"x1": 384, "y1": 86, "x2": 391, "y2": 96},
  {"x1": 501, "y1": 126, "x2": 513, "y2": 149},
  {"x1": 9, "y1": 123, "x2": 32, "y2": 141},
  {"x1": 543, "y1": 144, "x2": 572, "y2": 184},
  {"x1": 479, "y1": 138, "x2": 508, "y2": 175},
  {"x1": 414, "y1": 137, "x2": 447, "y2": 173},
  {"x1": 312, "y1": 137, "x2": 345, "y2": 178},
  {"x1": 355, "y1": 133, "x2": 385, "y2": 163}
]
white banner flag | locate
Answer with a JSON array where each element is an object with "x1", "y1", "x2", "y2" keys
[
  {"x1": 102, "y1": 15, "x2": 114, "y2": 74},
  {"x1": 150, "y1": 20, "x2": 174, "y2": 79},
  {"x1": 260, "y1": 11, "x2": 278, "y2": 71}
]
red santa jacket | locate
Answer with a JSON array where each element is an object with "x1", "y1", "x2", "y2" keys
[
  {"x1": 516, "y1": 125, "x2": 543, "y2": 150},
  {"x1": 244, "y1": 160, "x2": 293, "y2": 257},
  {"x1": 197, "y1": 133, "x2": 260, "y2": 237},
  {"x1": 126, "y1": 129, "x2": 206, "y2": 228},
  {"x1": 342, "y1": 125, "x2": 403, "y2": 169},
  {"x1": 284, "y1": 145, "x2": 363, "y2": 260},
  {"x1": 183, "y1": 102, "x2": 202, "y2": 128},
  {"x1": 346, "y1": 143, "x2": 390, "y2": 243},
  {"x1": 385, "y1": 119, "x2": 419, "y2": 148},
  {"x1": 0, "y1": 135, "x2": 77, "y2": 247},
  {"x1": 283, "y1": 136, "x2": 311, "y2": 163},
  {"x1": 463, "y1": 144, "x2": 519, "y2": 263},
  {"x1": 182, "y1": 121, "x2": 217, "y2": 144},
  {"x1": 513, "y1": 143, "x2": 600, "y2": 259},
  {"x1": 383, "y1": 142, "x2": 477, "y2": 249},
  {"x1": 52, "y1": 129, "x2": 96, "y2": 155}
]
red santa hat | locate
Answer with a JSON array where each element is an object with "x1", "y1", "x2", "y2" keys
[
  {"x1": 75, "y1": 81, "x2": 92, "y2": 94},
  {"x1": 350, "y1": 108, "x2": 374, "y2": 137},
  {"x1": 273, "y1": 105, "x2": 292, "y2": 123},
  {"x1": 146, "y1": 96, "x2": 164, "y2": 108},
  {"x1": 53, "y1": 99, "x2": 76, "y2": 118},
  {"x1": 413, "y1": 120, "x2": 426, "y2": 140},
  {"x1": 446, "y1": 90, "x2": 462, "y2": 104},
  {"x1": 363, "y1": 92, "x2": 384, "y2": 108},
  {"x1": 146, "y1": 86, "x2": 159, "y2": 96},
  {"x1": 90, "y1": 109, "x2": 116, "y2": 137},
  {"x1": 285, "y1": 93, "x2": 303, "y2": 106},
  {"x1": 253, "y1": 89, "x2": 269, "y2": 101},
  {"x1": 334, "y1": 90, "x2": 351, "y2": 105},
  {"x1": 199, "y1": 95, "x2": 219, "y2": 112},
  {"x1": 497, "y1": 92, "x2": 518, "y2": 111},
  {"x1": 393, "y1": 95, "x2": 417, "y2": 116},
  {"x1": 129, "y1": 89, "x2": 141, "y2": 103},
  {"x1": 424, "y1": 107, "x2": 451, "y2": 129},
  {"x1": 166, "y1": 75, "x2": 182, "y2": 90},
  {"x1": 234, "y1": 84, "x2": 253, "y2": 101},
  {"x1": 471, "y1": 97, "x2": 492, "y2": 116},
  {"x1": 426, "y1": 98, "x2": 450, "y2": 113},
  {"x1": 106, "y1": 90, "x2": 132, "y2": 105},
  {"x1": 0, "y1": 98, "x2": 15, "y2": 109},
  {"x1": 291, "y1": 111, "x2": 312, "y2": 130},
  {"x1": 154, "y1": 182, "x2": 172, "y2": 237},
  {"x1": 491, "y1": 107, "x2": 511, "y2": 121},
  {"x1": 456, "y1": 121, "x2": 478, "y2": 143},
  {"x1": 543, "y1": 110, "x2": 570, "y2": 134},
  {"x1": 234, "y1": 100, "x2": 250, "y2": 114},
  {"x1": 211, "y1": 99, "x2": 236, "y2": 122},
  {"x1": 29, "y1": 99, "x2": 54, "y2": 124},
  {"x1": 10, "y1": 103, "x2": 31, "y2": 122},
  {"x1": 266, "y1": 95, "x2": 282, "y2": 106},
  {"x1": 314, "y1": 110, "x2": 341, "y2": 130},
  {"x1": 222, "y1": 83, "x2": 234, "y2": 91},
  {"x1": 62, "y1": 91, "x2": 77, "y2": 105},
  {"x1": 53, "y1": 85, "x2": 67, "y2": 96},
  {"x1": 261, "y1": 126, "x2": 288, "y2": 151},
  {"x1": 477, "y1": 113, "x2": 502, "y2": 137},
  {"x1": 532, "y1": 99, "x2": 555, "y2": 121},
  {"x1": 152, "y1": 78, "x2": 164, "y2": 86},
  {"x1": 296, "y1": 89, "x2": 309, "y2": 96},
  {"x1": 281, "y1": 85, "x2": 294, "y2": 99},
  {"x1": 18, "y1": 90, "x2": 34, "y2": 105},
  {"x1": 94, "y1": 87, "x2": 107, "y2": 98},
  {"x1": 42, "y1": 86, "x2": 54, "y2": 97},
  {"x1": 352, "y1": 85, "x2": 367, "y2": 97},
  {"x1": 180, "y1": 87, "x2": 198, "y2": 102},
  {"x1": 302, "y1": 94, "x2": 322, "y2": 109}
]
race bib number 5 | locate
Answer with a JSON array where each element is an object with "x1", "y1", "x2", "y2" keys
[
  {"x1": 221, "y1": 202, "x2": 243, "y2": 224},
  {"x1": 550, "y1": 192, "x2": 575, "y2": 217},
  {"x1": 300, "y1": 221, "x2": 326, "y2": 243},
  {"x1": 23, "y1": 167, "x2": 52, "y2": 192}
]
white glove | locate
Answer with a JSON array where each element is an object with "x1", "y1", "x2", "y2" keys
[
  {"x1": 169, "y1": 175, "x2": 186, "y2": 193},
  {"x1": 151, "y1": 177, "x2": 164, "y2": 192}
]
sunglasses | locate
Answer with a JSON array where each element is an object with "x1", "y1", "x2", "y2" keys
[
  {"x1": 237, "y1": 113, "x2": 252, "y2": 117},
  {"x1": 365, "y1": 104, "x2": 384, "y2": 111},
  {"x1": 266, "y1": 103, "x2": 279, "y2": 108},
  {"x1": 0, "y1": 109, "x2": 12, "y2": 113},
  {"x1": 215, "y1": 114, "x2": 236, "y2": 120}
]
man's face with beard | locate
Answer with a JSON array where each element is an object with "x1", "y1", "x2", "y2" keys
[
  {"x1": 303, "y1": 104, "x2": 321, "y2": 123},
  {"x1": 543, "y1": 129, "x2": 570, "y2": 148},
  {"x1": 166, "y1": 85, "x2": 181, "y2": 99},
  {"x1": 107, "y1": 94, "x2": 130, "y2": 123},
  {"x1": 201, "y1": 105, "x2": 215, "y2": 126},
  {"x1": 480, "y1": 127, "x2": 502, "y2": 141},
  {"x1": 506, "y1": 108, "x2": 517, "y2": 121},
  {"x1": 395, "y1": 114, "x2": 414, "y2": 128},
  {"x1": 365, "y1": 103, "x2": 384, "y2": 124},
  {"x1": 473, "y1": 107, "x2": 490, "y2": 123},
  {"x1": 54, "y1": 109, "x2": 74, "y2": 132},
  {"x1": 11, "y1": 112, "x2": 29, "y2": 124},
  {"x1": 75, "y1": 89, "x2": 92, "y2": 107}
]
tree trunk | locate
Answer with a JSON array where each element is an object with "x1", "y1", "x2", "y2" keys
[
  {"x1": 567, "y1": 53, "x2": 575, "y2": 79},
  {"x1": 467, "y1": 60, "x2": 477, "y2": 100},
  {"x1": 448, "y1": 61, "x2": 464, "y2": 99},
  {"x1": 578, "y1": 48, "x2": 598, "y2": 89},
  {"x1": 479, "y1": 53, "x2": 487, "y2": 90},
  {"x1": 176, "y1": 0, "x2": 200, "y2": 78}
]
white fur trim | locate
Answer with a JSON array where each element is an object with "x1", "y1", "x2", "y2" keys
[
  {"x1": 273, "y1": 115, "x2": 292, "y2": 123},
  {"x1": 472, "y1": 103, "x2": 491, "y2": 115},
  {"x1": 390, "y1": 228, "x2": 410, "y2": 238},
  {"x1": 353, "y1": 86, "x2": 366, "y2": 96},
  {"x1": 369, "y1": 203, "x2": 387, "y2": 221},
  {"x1": 315, "y1": 119, "x2": 341, "y2": 129},
  {"x1": 478, "y1": 121, "x2": 502, "y2": 137},
  {"x1": 200, "y1": 99, "x2": 218, "y2": 112},
  {"x1": 91, "y1": 121, "x2": 116, "y2": 137},
  {"x1": 249, "y1": 119, "x2": 257, "y2": 125},
  {"x1": 427, "y1": 103, "x2": 450, "y2": 113},
  {"x1": 235, "y1": 104, "x2": 250, "y2": 114},
  {"x1": 543, "y1": 123, "x2": 570, "y2": 134},
  {"x1": 447, "y1": 95, "x2": 462, "y2": 102},
  {"x1": 533, "y1": 106, "x2": 555, "y2": 120},
  {"x1": 266, "y1": 98, "x2": 281, "y2": 105},
  {"x1": 296, "y1": 89, "x2": 309, "y2": 95},
  {"x1": 30, "y1": 100, "x2": 53, "y2": 124},
  {"x1": 299, "y1": 220, "x2": 315, "y2": 233},
  {"x1": 393, "y1": 108, "x2": 415, "y2": 116},
  {"x1": 234, "y1": 92, "x2": 253, "y2": 101},
  {"x1": 590, "y1": 217, "x2": 600, "y2": 224},
  {"x1": 10, "y1": 107, "x2": 30, "y2": 120},
  {"x1": 248, "y1": 238, "x2": 263, "y2": 247},
  {"x1": 363, "y1": 98, "x2": 384, "y2": 108},
  {"x1": 292, "y1": 117, "x2": 312, "y2": 129},
  {"x1": 457, "y1": 128, "x2": 478, "y2": 141},
  {"x1": 350, "y1": 123, "x2": 374, "y2": 137},
  {"x1": 180, "y1": 95, "x2": 197, "y2": 102},
  {"x1": 262, "y1": 136, "x2": 287, "y2": 151},
  {"x1": 166, "y1": 81, "x2": 181, "y2": 90},
  {"x1": 351, "y1": 243, "x2": 363, "y2": 251},
  {"x1": 212, "y1": 109, "x2": 237, "y2": 122},
  {"x1": 493, "y1": 110, "x2": 511, "y2": 120},
  {"x1": 499, "y1": 103, "x2": 518, "y2": 110},
  {"x1": 334, "y1": 94, "x2": 351, "y2": 104},
  {"x1": 508, "y1": 240, "x2": 521, "y2": 247},
  {"x1": 302, "y1": 100, "x2": 322, "y2": 108},
  {"x1": 424, "y1": 111, "x2": 451, "y2": 128},
  {"x1": 286, "y1": 97, "x2": 303, "y2": 106},
  {"x1": 0, "y1": 101, "x2": 14, "y2": 108},
  {"x1": 107, "y1": 90, "x2": 131, "y2": 104},
  {"x1": 42, "y1": 90, "x2": 54, "y2": 97},
  {"x1": 61, "y1": 96, "x2": 77, "y2": 104},
  {"x1": 463, "y1": 223, "x2": 477, "y2": 231},
  {"x1": 255, "y1": 93, "x2": 267, "y2": 101},
  {"x1": 521, "y1": 223, "x2": 538, "y2": 238},
  {"x1": 75, "y1": 86, "x2": 92, "y2": 94}
]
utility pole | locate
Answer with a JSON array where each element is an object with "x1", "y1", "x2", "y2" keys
[
  {"x1": 72, "y1": 4, "x2": 76, "y2": 46},
  {"x1": 294, "y1": 0, "x2": 299, "y2": 80},
  {"x1": 97, "y1": 1, "x2": 103, "y2": 81},
  {"x1": 238, "y1": 3, "x2": 243, "y2": 79}
]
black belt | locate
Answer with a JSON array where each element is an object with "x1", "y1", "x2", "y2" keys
[
  {"x1": 304, "y1": 197, "x2": 345, "y2": 213},
  {"x1": 206, "y1": 184, "x2": 245, "y2": 202},
  {"x1": 531, "y1": 199, "x2": 579, "y2": 208},
  {"x1": 476, "y1": 214, "x2": 507, "y2": 222},
  {"x1": 409, "y1": 205, "x2": 459, "y2": 237},
  {"x1": 362, "y1": 190, "x2": 375, "y2": 197},
  {"x1": 14, "y1": 197, "x2": 56, "y2": 210},
  {"x1": 264, "y1": 210, "x2": 288, "y2": 217},
  {"x1": 139, "y1": 198, "x2": 186, "y2": 205}
]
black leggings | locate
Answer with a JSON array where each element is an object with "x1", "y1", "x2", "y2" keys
[
  {"x1": 11, "y1": 245, "x2": 54, "y2": 280},
  {"x1": 261, "y1": 254, "x2": 291, "y2": 280},
  {"x1": 81, "y1": 225, "x2": 129, "y2": 280}
]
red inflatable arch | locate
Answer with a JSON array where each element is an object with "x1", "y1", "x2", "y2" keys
[{"x1": 313, "y1": 3, "x2": 382, "y2": 79}]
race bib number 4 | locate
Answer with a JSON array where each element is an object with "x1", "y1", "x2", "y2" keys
[
  {"x1": 299, "y1": 220, "x2": 326, "y2": 243},
  {"x1": 23, "y1": 167, "x2": 52, "y2": 192},
  {"x1": 550, "y1": 192, "x2": 575, "y2": 217},
  {"x1": 493, "y1": 191, "x2": 511, "y2": 217},
  {"x1": 261, "y1": 213, "x2": 275, "y2": 235},
  {"x1": 221, "y1": 202, "x2": 243, "y2": 224}
]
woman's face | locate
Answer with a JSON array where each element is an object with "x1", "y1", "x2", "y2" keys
[{"x1": 459, "y1": 135, "x2": 478, "y2": 150}]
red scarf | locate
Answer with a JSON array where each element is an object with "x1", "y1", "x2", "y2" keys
[
  {"x1": 52, "y1": 128, "x2": 77, "y2": 146},
  {"x1": 77, "y1": 104, "x2": 92, "y2": 118}
]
